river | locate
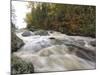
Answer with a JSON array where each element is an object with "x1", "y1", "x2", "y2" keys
[{"x1": 13, "y1": 29, "x2": 96, "y2": 72}]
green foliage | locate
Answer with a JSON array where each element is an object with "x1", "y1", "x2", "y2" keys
[
  {"x1": 25, "y1": 2, "x2": 96, "y2": 37},
  {"x1": 11, "y1": 55, "x2": 34, "y2": 75}
]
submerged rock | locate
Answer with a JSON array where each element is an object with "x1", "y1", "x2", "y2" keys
[
  {"x1": 75, "y1": 49, "x2": 96, "y2": 62},
  {"x1": 75, "y1": 40, "x2": 85, "y2": 46},
  {"x1": 37, "y1": 45, "x2": 69, "y2": 56},
  {"x1": 67, "y1": 45, "x2": 96, "y2": 62}
]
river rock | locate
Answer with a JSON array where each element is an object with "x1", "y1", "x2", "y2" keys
[
  {"x1": 11, "y1": 32, "x2": 24, "y2": 52},
  {"x1": 76, "y1": 40, "x2": 85, "y2": 46},
  {"x1": 49, "y1": 37, "x2": 55, "y2": 40},
  {"x1": 11, "y1": 55, "x2": 34, "y2": 75},
  {"x1": 90, "y1": 40, "x2": 96, "y2": 47},
  {"x1": 22, "y1": 30, "x2": 32, "y2": 37},
  {"x1": 34, "y1": 30, "x2": 49, "y2": 36},
  {"x1": 75, "y1": 49, "x2": 96, "y2": 62}
]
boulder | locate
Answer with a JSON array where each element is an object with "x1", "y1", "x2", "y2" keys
[
  {"x1": 11, "y1": 55, "x2": 34, "y2": 75},
  {"x1": 34, "y1": 30, "x2": 49, "y2": 36},
  {"x1": 22, "y1": 30, "x2": 32, "y2": 37},
  {"x1": 11, "y1": 32, "x2": 24, "y2": 52},
  {"x1": 90, "y1": 40, "x2": 96, "y2": 47}
]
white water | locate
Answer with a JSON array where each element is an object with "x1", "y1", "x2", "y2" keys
[{"x1": 14, "y1": 30, "x2": 96, "y2": 72}]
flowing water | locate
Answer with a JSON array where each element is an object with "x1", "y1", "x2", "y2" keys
[{"x1": 14, "y1": 30, "x2": 96, "y2": 72}]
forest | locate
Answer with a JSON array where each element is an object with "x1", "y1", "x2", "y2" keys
[{"x1": 25, "y1": 2, "x2": 96, "y2": 37}]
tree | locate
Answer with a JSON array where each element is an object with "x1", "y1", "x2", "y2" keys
[{"x1": 25, "y1": 2, "x2": 96, "y2": 37}]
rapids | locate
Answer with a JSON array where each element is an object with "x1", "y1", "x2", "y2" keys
[{"x1": 13, "y1": 30, "x2": 96, "y2": 72}]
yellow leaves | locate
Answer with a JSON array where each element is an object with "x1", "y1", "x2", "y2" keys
[
  {"x1": 25, "y1": 13, "x2": 33, "y2": 24},
  {"x1": 68, "y1": 15, "x2": 80, "y2": 32}
]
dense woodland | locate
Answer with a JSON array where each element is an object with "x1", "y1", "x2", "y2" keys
[{"x1": 25, "y1": 2, "x2": 96, "y2": 37}]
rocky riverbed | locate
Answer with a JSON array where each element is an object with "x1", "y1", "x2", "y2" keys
[{"x1": 13, "y1": 29, "x2": 96, "y2": 73}]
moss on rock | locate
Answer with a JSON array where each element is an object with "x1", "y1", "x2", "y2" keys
[{"x1": 11, "y1": 55, "x2": 34, "y2": 75}]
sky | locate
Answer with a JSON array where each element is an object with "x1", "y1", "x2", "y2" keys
[{"x1": 12, "y1": 1, "x2": 30, "y2": 29}]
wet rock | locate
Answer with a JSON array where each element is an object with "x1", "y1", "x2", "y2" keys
[
  {"x1": 22, "y1": 30, "x2": 32, "y2": 37},
  {"x1": 49, "y1": 37, "x2": 55, "y2": 40},
  {"x1": 34, "y1": 30, "x2": 49, "y2": 36},
  {"x1": 76, "y1": 40, "x2": 85, "y2": 46},
  {"x1": 75, "y1": 47, "x2": 96, "y2": 62},
  {"x1": 90, "y1": 40, "x2": 96, "y2": 47},
  {"x1": 49, "y1": 31, "x2": 54, "y2": 33},
  {"x1": 11, "y1": 32, "x2": 24, "y2": 52}
]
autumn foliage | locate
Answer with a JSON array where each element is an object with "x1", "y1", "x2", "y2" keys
[{"x1": 25, "y1": 2, "x2": 96, "y2": 37}]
